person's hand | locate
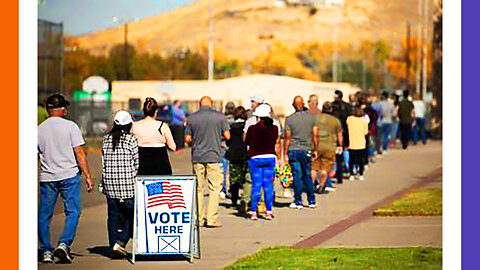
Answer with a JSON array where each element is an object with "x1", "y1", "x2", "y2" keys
[
  {"x1": 283, "y1": 156, "x2": 289, "y2": 164},
  {"x1": 336, "y1": 147, "x2": 343, "y2": 155},
  {"x1": 312, "y1": 150, "x2": 318, "y2": 161},
  {"x1": 86, "y1": 177, "x2": 95, "y2": 193}
]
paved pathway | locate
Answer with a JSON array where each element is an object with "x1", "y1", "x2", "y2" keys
[{"x1": 38, "y1": 141, "x2": 442, "y2": 269}]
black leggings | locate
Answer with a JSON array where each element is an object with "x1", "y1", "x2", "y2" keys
[{"x1": 349, "y1": 149, "x2": 365, "y2": 176}]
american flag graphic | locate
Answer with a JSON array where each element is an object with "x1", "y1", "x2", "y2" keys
[{"x1": 146, "y1": 181, "x2": 186, "y2": 209}]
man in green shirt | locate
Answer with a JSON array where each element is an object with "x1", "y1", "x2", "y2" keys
[{"x1": 314, "y1": 101, "x2": 343, "y2": 190}]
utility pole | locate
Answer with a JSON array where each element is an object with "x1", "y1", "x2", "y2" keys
[
  {"x1": 405, "y1": 22, "x2": 411, "y2": 90},
  {"x1": 124, "y1": 22, "x2": 129, "y2": 80},
  {"x1": 332, "y1": 29, "x2": 338, "y2": 82},
  {"x1": 415, "y1": 0, "x2": 422, "y2": 96},
  {"x1": 208, "y1": 0, "x2": 214, "y2": 81},
  {"x1": 422, "y1": 0, "x2": 428, "y2": 99}
]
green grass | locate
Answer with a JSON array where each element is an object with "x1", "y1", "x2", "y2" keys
[
  {"x1": 223, "y1": 247, "x2": 442, "y2": 270},
  {"x1": 373, "y1": 188, "x2": 442, "y2": 216}
]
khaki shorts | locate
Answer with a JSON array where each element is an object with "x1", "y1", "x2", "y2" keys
[{"x1": 312, "y1": 149, "x2": 335, "y2": 171}]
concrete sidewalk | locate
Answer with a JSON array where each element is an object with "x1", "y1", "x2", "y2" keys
[{"x1": 39, "y1": 141, "x2": 442, "y2": 269}]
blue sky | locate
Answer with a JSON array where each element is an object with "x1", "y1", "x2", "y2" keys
[{"x1": 38, "y1": 0, "x2": 196, "y2": 35}]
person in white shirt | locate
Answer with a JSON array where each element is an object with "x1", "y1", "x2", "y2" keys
[{"x1": 412, "y1": 93, "x2": 427, "y2": 145}]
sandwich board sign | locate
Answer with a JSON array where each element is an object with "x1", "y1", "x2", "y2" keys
[{"x1": 133, "y1": 175, "x2": 200, "y2": 263}]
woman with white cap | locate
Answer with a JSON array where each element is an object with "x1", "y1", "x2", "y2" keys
[
  {"x1": 101, "y1": 110, "x2": 138, "y2": 258},
  {"x1": 245, "y1": 104, "x2": 281, "y2": 221}
]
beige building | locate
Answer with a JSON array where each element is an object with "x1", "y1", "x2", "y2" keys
[{"x1": 111, "y1": 74, "x2": 359, "y2": 117}]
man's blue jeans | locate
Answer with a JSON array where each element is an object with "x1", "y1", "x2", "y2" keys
[
  {"x1": 248, "y1": 157, "x2": 276, "y2": 212},
  {"x1": 412, "y1": 118, "x2": 427, "y2": 145},
  {"x1": 381, "y1": 123, "x2": 393, "y2": 151},
  {"x1": 107, "y1": 198, "x2": 134, "y2": 247},
  {"x1": 289, "y1": 150, "x2": 315, "y2": 205},
  {"x1": 38, "y1": 174, "x2": 81, "y2": 252}
]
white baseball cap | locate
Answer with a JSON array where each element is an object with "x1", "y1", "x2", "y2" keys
[
  {"x1": 114, "y1": 110, "x2": 134, "y2": 125},
  {"x1": 253, "y1": 104, "x2": 271, "y2": 117},
  {"x1": 250, "y1": 93, "x2": 265, "y2": 103}
]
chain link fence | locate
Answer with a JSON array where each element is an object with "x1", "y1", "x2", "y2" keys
[{"x1": 38, "y1": 19, "x2": 63, "y2": 104}]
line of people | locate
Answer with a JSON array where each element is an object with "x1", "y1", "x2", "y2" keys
[{"x1": 37, "y1": 88, "x2": 427, "y2": 263}]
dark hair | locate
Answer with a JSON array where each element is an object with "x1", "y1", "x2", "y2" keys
[
  {"x1": 260, "y1": 117, "x2": 274, "y2": 126},
  {"x1": 352, "y1": 106, "x2": 363, "y2": 117},
  {"x1": 381, "y1": 91, "x2": 389, "y2": 99},
  {"x1": 233, "y1": 106, "x2": 247, "y2": 120},
  {"x1": 403, "y1": 90, "x2": 409, "y2": 98},
  {"x1": 322, "y1": 101, "x2": 333, "y2": 113},
  {"x1": 335, "y1": 90, "x2": 343, "y2": 99},
  {"x1": 109, "y1": 123, "x2": 133, "y2": 151},
  {"x1": 143, "y1": 97, "x2": 158, "y2": 117}
]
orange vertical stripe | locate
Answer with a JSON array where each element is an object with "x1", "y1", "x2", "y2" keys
[{"x1": 1, "y1": 0, "x2": 19, "y2": 269}]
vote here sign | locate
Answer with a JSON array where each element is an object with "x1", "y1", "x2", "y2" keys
[{"x1": 135, "y1": 176, "x2": 197, "y2": 255}]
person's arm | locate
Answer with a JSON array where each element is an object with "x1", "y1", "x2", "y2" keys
[
  {"x1": 130, "y1": 136, "x2": 139, "y2": 174},
  {"x1": 73, "y1": 145, "x2": 94, "y2": 192},
  {"x1": 312, "y1": 125, "x2": 319, "y2": 160},
  {"x1": 162, "y1": 124, "x2": 177, "y2": 151},
  {"x1": 283, "y1": 129, "x2": 291, "y2": 163},
  {"x1": 275, "y1": 135, "x2": 281, "y2": 161}
]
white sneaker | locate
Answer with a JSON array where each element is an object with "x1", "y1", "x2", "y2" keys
[
  {"x1": 349, "y1": 176, "x2": 355, "y2": 181},
  {"x1": 325, "y1": 187, "x2": 336, "y2": 192},
  {"x1": 308, "y1": 203, "x2": 317, "y2": 208},
  {"x1": 112, "y1": 243, "x2": 127, "y2": 257},
  {"x1": 364, "y1": 165, "x2": 369, "y2": 171},
  {"x1": 220, "y1": 191, "x2": 226, "y2": 199},
  {"x1": 289, "y1": 203, "x2": 303, "y2": 209},
  {"x1": 42, "y1": 251, "x2": 54, "y2": 263},
  {"x1": 359, "y1": 175, "x2": 365, "y2": 181}
]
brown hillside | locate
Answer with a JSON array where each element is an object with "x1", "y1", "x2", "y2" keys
[{"x1": 74, "y1": 0, "x2": 435, "y2": 61}]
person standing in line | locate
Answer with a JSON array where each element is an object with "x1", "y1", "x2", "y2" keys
[
  {"x1": 170, "y1": 100, "x2": 185, "y2": 150},
  {"x1": 220, "y1": 101, "x2": 236, "y2": 199},
  {"x1": 397, "y1": 90, "x2": 415, "y2": 149},
  {"x1": 308, "y1": 94, "x2": 333, "y2": 192},
  {"x1": 185, "y1": 96, "x2": 231, "y2": 227},
  {"x1": 346, "y1": 106, "x2": 369, "y2": 181},
  {"x1": 100, "y1": 111, "x2": 138, "y2": 258},
  {"x1": 331, "y1": 90, "x2": 351, "y2": 182},
  {"x1": 314, "y1": 101, "x2": 343, "y2": 192},
  {"x1": 285, "y1": 96, "x2": 318, "y2": 209},
  {"x1": 226, "y1": 106, "x2": 249, "y2": 209},
  {"x1": 363, "y1": 98, "x2": 378, "y2": 165},
  {"x1": 132, "y1": 97, "x2": 176, "y2": 175},
  {"x1": 378, "y1": 91, "x2": 395, "y2": 153},
  {"x1": 412, "y1": 93, "x2": 427, "y2": 145},
  {"x1": 38, "y1": 94, "x2": 94, "y2": 264},
  {"x1": 308, "y1": 94, "x2": 324, "y2": 192},
  {"x1": 245, "y1": 104, "x2": 280, "y2": 220},
  {"x1": 242, "y1": 95, "x2": 282, "y2": 212}
]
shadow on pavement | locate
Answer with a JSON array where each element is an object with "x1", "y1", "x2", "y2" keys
[
  {"x1": 87, "y1": 246, "x2": 111, "y2": 258},
  {"x1": 134, "y1": 254, "x2": 191, "y2": 262}
]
